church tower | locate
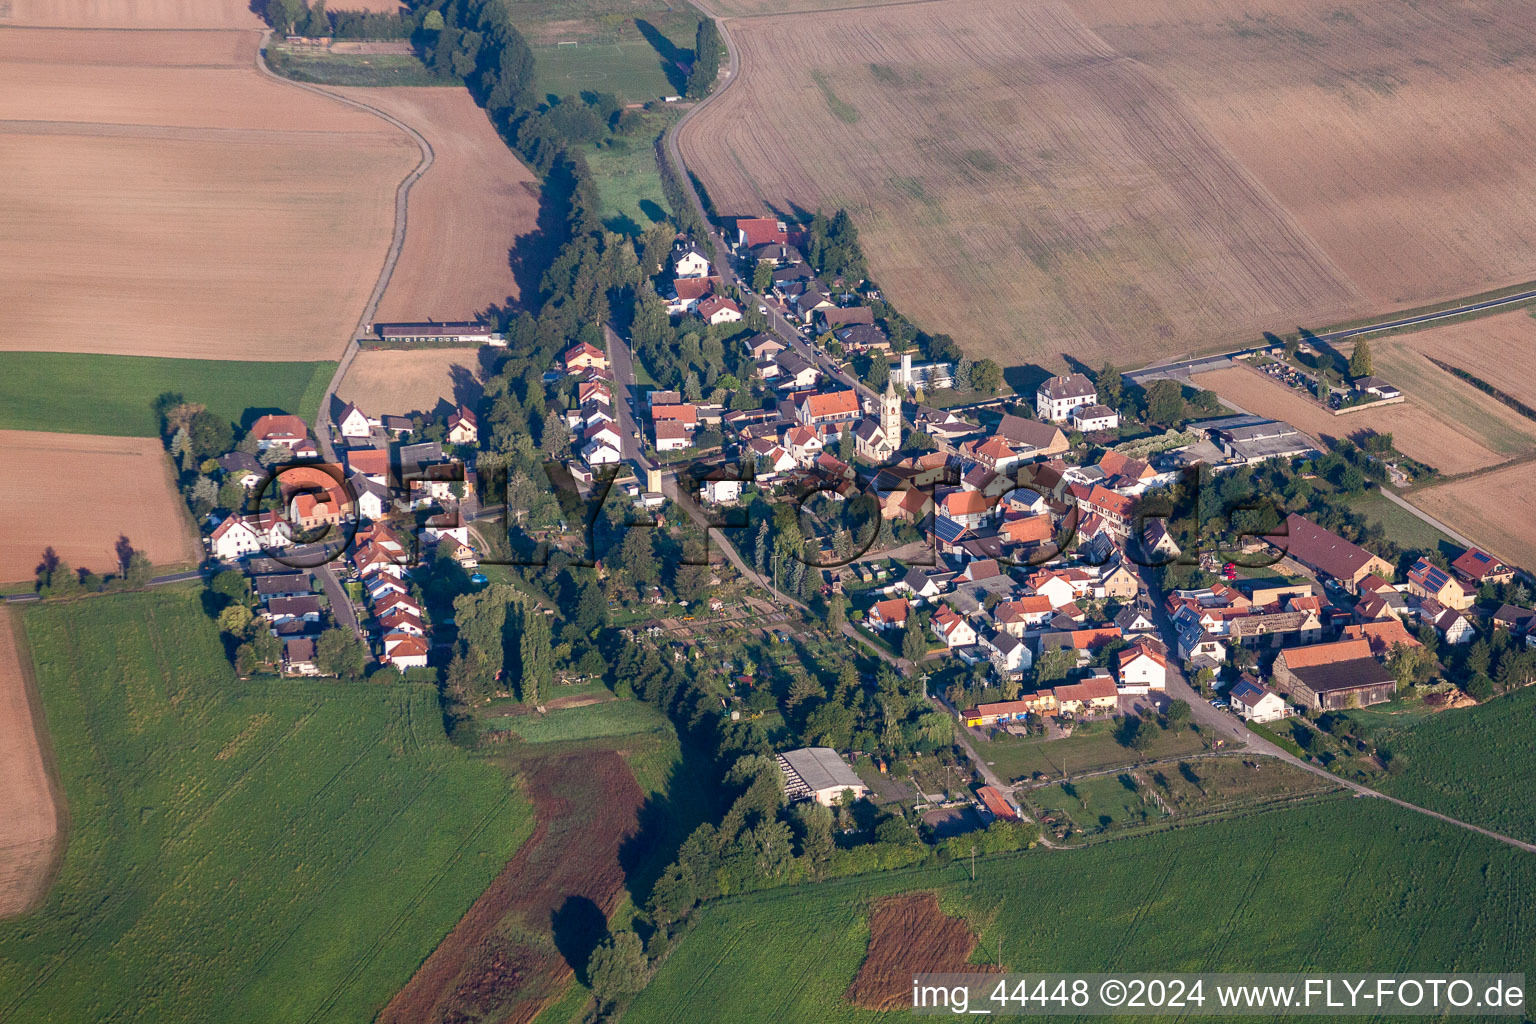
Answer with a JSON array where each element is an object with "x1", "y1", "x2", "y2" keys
[{"x1": 880, "y1": 376, "x2": 902, "y2": 452}]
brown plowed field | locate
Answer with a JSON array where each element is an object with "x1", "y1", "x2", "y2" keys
[
  {"x1": 0, "y1": 26, "x2": 417, "y2": 360},
  {"x1": 1191, "y1": 364, "x2": 1536, "y2": 476},
  {"x1": 378, "y1": 748, "x2": 645, "y2": 1024},
  {"x1": 336, "y1": 347, "x2": 486, "y2": 417},
  {"x1": 0, "y1": 431, "x2": 201, "y2": 582},
  {"x1": 1409, "y1": 463, "x2": 1536, "y2": 571},
  {"x1": 844, "y1": 892, "x2": 994, "y2": 1010},
  {"x1": 684, "y1": 0, "x2": 1361, "y2": 370},
  {"x1": 690, "y1": 0, "x2": 1536, "y2": 371},
  {"x1": 332, "y1": 86, "x2": 540, "y2": 323},
  {"x1": 0, "y1": 609, "x2": 61, "y2": 920}
]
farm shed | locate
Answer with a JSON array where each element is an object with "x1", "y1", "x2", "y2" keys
[{"x1": 777, "y1": 747, "x2": 869, "y2": 806}]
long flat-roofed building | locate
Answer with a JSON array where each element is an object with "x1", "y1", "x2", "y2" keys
[{"x1": 777, "y1": 747, "x2": 869, "y2": 806}]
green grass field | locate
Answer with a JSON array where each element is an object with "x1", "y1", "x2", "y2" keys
[
  {"x1": 976, "y1": 722, "x2": 1209, "y2": 783},
  {"x1": 489, "y1": 696, "x2": 671, "y2": 743},
  {"x1": 266, "y1": 45, "x2": 454, "y2": 87},
  {"x1": 0, "y1": 588, "x2": 530, "y2": 1023},
  {"x1": 1343, "y1": 487, "x2": 1459, "y2": 557},
  {"x1": 585, "y1": 110, "x2": 680, "y2": 234},
  {"x1": 1377, "y1": 687, "x2": 1536, "y2": 843},
  {"x1": 0, "y1": 353, "x2": 334, "y2": 437},
  {"x1": 533, "y1": 40, "x2": 683, "y2": 101},
  {"x1": 627, "y1": 799, "x2": 1536, "y2": 1023}
]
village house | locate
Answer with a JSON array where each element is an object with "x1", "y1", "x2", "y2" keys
[
  {"x1": 866, "y1": 597, "x2": 910, "y2": 632},
  {"x1": 1114, "y1": 604, "x2": 1158, "y2": 638},
  {"x1": 795, "y1": 388, "x2": 861, "y2": 430},
  {"x1": 1035, "y1": 373, "x2": 1098, "y2": 423},
  {"x1": 984, "y1": 631, "x2": 1032, "y2": 675},
  {"x1": 1116, "y1": 639, "x2": 1168, "y2": 694},
  {"x1": 672, "y1": 240, "x2": 712, "y2": 278},
  {"x1": 382, "y1": 631, "x2": 429, "y2": 669},
  {"x1": 818, "y1": 306, "x2": 875, "y2": 332},
  {"x1": 282, "y1": 637, "x2": 319, "y2": 676},
  {"x1": 1415, "y1": 598, "x2": 1475, "y2": 644},
  {"x1": 1070, "y1": 403, "x2": 1120, "y2": 433},
  {"x1": 1226, "y1": 608, "x2": 1323, "y2": 648},
  {"x1": 1406, "y1": 558, "x2": 1475, "y2": 611},
  {"x1": 1053, "y1": 676, "x2": 1119, "y2": 716},
  {"x1": 336, "y1": 402, "x2": 375, "y2": 439},
  {"x1": 1451, "y1": 547, "x2": 1515, "y2": 586},
  {"x1": 1272, "y1": 638, "x2": 1396, "y2": 710},
  {"x1": 447, "y1": 406, "x2": 478, "y2": 445},
  {"x1": 208, "y1": 514, "x2": 266, "y2": 560},
  {"x1": 667, "y1": 276, "x2": 713, "y2": 315},
  {"x1": 932, "y1": 606, "x2": 977, "y2": 649},
  {"x1": 697, "y1": 294, "x2": 744, "y2": 325},
  {"x1": 994, "y1": 414, "x2": 1069, "y2": 459},
  {"x1": 736, "y1": 216, "x2": 789, "y2": 251},
  {"x1": 1228, "y1": 678, "x2": 1289, "y2": 723},
  {"x1": 562, "y1": 341, "x2": 609, "y2": 374},
  {"x1": 250, "y1": 413, "x2": 311, "y2": 453},
  {"x1": 701, "y1": 478, "x2": 741, "y2": 505}
]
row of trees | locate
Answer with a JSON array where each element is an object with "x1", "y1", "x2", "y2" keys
[{"x1": 33, "y1": 540, "x2": 152, "y2": 598}]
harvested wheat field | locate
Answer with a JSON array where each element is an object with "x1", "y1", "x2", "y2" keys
[
  {"x1": 1068, "y1": 0, "x2": 1536, "y2": 312},
  {"x1": 1376, "y1": 309, "x2": 1536, "y2": 412},
  {"x1": 0, "y1": 0, "x2": 259, "y2": 28},
  {"x1": 844, "y1": 892, "x2": 994, "y2": 1010},
  {"x1": 684, "y1": 0, "x2": 1362, "y2": 370},
  {"x1": 1410, "y1": 464, "x2": 1536, "y2": 571},
  {"x1": 0, "y1": 609, "x2": 61, "y2": 920},
  {"x1": 0, "y1": 26, "x2": 417, "y2": 360},
  {"x1": 1192, "y1": 364, "x2": 1536, "y2": 476},
  {"x1": 333, "y1": 87, "x2": 540, "y2": 323},
  {"x1": 336, "y1": 347, "x2": 486, "y2": 416},
  {"x1": 0, "y1": 432, "x2": 200, "y2": 583}
]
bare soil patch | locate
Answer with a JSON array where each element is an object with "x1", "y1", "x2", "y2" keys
[
  {"x1": 378, "y1": 748, "x2": 645, "y2": 1024},
  {"x1": 1191, "y1": 364, "x2": 1536, "y2": 475},
  {"x1": 0, "y1": 609, "x2": 62, "y2": 919},
  {"x1": 1409, "y1": 464, "x2": 1536, "y2": 572},
  {"x1": 684, "y1": 0, "x2": 1361, "y2": 370},
  {"x1": 0, "y1": 28, "x2": 417, "y2": 361},
  {"x1": 0, "y1": 431, "x2": 200, "y2": 582},
  {"x1": 335, "y1": 347, "x2": 486, "y2": 417},
  {"x1": 332, "y1": 86, "x2": 541, "y2": 323},
  {"x1": 845, "y1": 891, "x2": 995, "y2": 1010},
  {"x1": 1068, "y1": 0, "x2": 1536, "y2": 313}
]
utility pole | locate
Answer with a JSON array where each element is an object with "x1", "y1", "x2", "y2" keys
[{"x1": 970, "y1": 845, "x2": 976, "y2": 881}]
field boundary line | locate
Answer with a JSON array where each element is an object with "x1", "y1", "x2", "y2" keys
[{"x1": 252, "y1": 30, "x2": 435, "y2": 459}]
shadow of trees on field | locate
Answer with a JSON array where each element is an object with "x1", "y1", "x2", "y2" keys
[
  {"x1": 635, "y1": 18, "x2": 690, "y2": 94},
  {"x1": 551, "y1": 896, "x2": 607, "y2": 983}
]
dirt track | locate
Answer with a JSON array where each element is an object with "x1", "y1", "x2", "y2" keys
[{"x1": 0, "y1": 609, "x2": 62, "y2": 920}]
